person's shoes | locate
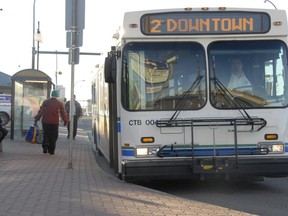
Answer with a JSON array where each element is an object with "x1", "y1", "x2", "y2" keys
[
  {"x1": 67, "y1": 135, "x2": 70, "y2": 139},
  {"x1": 43, "y1": 146, "x2": 48, "y2": 154},
  {"x1": 49, "y1": 152, "x2": 54, "y2": 155}
]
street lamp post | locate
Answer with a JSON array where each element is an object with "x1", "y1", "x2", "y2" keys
[
  {"x1": 55, "y1": 51, "x2": 63, "y2": 89},
  {"x1": 32, "y1": 0, "x2": 36, "y2": 69},
  {"x1": 35, "y1": 21, "x2": 42, "y2": 70},
  {"x1": 31, "y1": 0, "x2": 42, "y2": 70}
]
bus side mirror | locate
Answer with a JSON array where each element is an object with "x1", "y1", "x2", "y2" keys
[{"x1": 104, "y1": 56, "x2": 116, "y2": 83}]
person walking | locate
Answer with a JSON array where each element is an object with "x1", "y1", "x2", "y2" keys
[
  {"x1": 65, "y1": 95, "x2": 82, "y2": 139},
  {"x1": 34, "y1": 90, "x2": 68, "y2": 155}
]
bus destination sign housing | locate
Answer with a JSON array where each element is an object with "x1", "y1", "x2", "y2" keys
[{"x1": 141, "y1": 11, "x2": 270, "y2": 35}]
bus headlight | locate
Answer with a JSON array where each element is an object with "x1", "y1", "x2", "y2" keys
[
  {"x1": 272, "y1": 144, "x2": 284, "y2": 153},
  {"x1": 136, "y1": 148, "x2": 148, "y2": 156},
  {"x1": 135, "y1": 146, "x2": 160, "y2": 157},
  {"x1": 259, "y1": 143, "x2": 284, "y2": 154}
]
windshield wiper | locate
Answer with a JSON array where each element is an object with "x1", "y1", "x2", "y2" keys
[{"x1": 168, "y1": 75, "x2": 204, "y2": 123}]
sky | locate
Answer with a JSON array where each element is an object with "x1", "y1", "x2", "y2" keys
[{"x1": 0, "y1": 0, "x2": 287, "y2": 100}]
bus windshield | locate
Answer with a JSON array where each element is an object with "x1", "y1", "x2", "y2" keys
[
  {"x1": 122, "y1": 42, "x2": 206, "y2": 111},
  {"x1": 209, "y1": 40, "x2": 288, "y2": 109}
]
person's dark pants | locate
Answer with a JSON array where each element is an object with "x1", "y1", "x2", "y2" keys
[
  {"x1": 67, "y1": 116, "x2": 78, "y2": 139},
  {"x1": 0, "y1": 127, "x2": 8, "y2": 142},
  {"x1": 42, "y1": 123, "x2": 59, "y2": 154}
]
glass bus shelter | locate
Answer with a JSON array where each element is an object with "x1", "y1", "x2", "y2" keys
[{"x1": 10, "y1": 69, "x2": 53, "y2": 140}]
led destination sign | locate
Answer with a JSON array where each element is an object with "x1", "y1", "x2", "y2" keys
[{"x1": 141, "y1": 12, "x2": 270, "y2": 35}]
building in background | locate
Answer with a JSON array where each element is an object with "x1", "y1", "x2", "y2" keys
[{"x1": 56, "y1": 85, "x2": 66, "y2": 102}]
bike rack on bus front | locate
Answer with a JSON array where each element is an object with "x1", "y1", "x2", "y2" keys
[{"x1": 155, "y1": 117, "x2": 267, "y2": 172}]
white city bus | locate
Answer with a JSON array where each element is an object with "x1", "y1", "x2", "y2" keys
[{"x1": 92, "y1": 7, "x2": 288, "y2": 181}]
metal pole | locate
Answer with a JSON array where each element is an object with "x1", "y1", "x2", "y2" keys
[
  {"x1": 55, "y1": 51, "x2": 58, "y2": 87},
  {"x1": 68, "y1": 58, "x2": 75, "y2": 169},
  {"x1": 264, "y1": 0, "x2": 277, "y2": 9},
  {"x1": 32, "y1": 0, "x2": 36, "y2": 69},
  {"x1": 38, "y1": 50, "x2": 102, "y2": 55},
  {"x1": 36, "y1": 21, "x2": 40, "y2": 70},
  {"x1": 55, "y1": 72, "x2": 58, "y2": 87},
  {"x1": 68, "y1": 0, "x2": 77, "y2": 169}
]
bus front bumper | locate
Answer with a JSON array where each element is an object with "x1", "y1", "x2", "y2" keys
[{"x1": 121, "y1": 156, "x2": 288, "y2": 181}]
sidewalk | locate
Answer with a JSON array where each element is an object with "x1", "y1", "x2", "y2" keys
[{"x1": 0, "y1": 127, "x2": 254, "y2": 216}]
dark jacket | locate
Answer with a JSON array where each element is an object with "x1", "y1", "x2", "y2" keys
[
  {"x1": 35, "y1": 98, "x2": 68, "y2": 125},
  {"x1": 65, "y1": 100, "x2": 82, "y2": 119}
]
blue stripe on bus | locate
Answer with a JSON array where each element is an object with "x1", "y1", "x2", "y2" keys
[
  {"x1": 117, "y1": 121, "x2": 121, "y2": 132},
  {"x1": 158, "y1": 147, "x2": 268, "y2": 157},
  {"x1": 122, "y1": 148, "x2": 134, "y2": 156}
]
